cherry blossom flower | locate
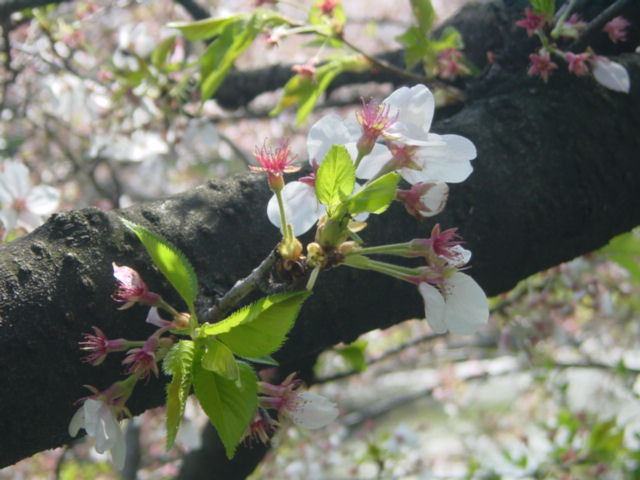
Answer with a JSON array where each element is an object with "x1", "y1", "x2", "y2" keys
[
  {"x1": 566, "y1": 52, "x2": 591, "y2": 77},
  {"x1": 418, "y1": 272, "x2": 489, "y2": 335},
  {"x1": 527, "y1": 51, "x2": 557, "y2": 82},
  {"x1": 409, "y1": 224, "x2": 464, "y2": 260},
  {"x1": 80, "y1": 327, "x2": 127, "y2": 366},
  {"x1": 112, "y1": 263, "x2": 161, "y2": 309},
  {"x1": 250, "y1": 139, "x2": 300, "y2": 192},
  {"x1": 592, "y1": 56, "x2": 630, "y2": 93},
  {"x1": 122, "y1": 336, "x2": 160, "y2": 379},
  {"x1": 69, "y1": 383, "x2": 132, "y2": 469},
  {"x1": 259, "y1": 373, "x2": 338, "y2": 429},
  {"x1": 555, "y1": 13, "x2": 586, "y2": 39},
  {"x1": 318, "y1": 0, "x2": 339, "y2": 16},
  {"x1": 355, "y1": 98, "x2": 397, "y2": 156},
  {"x1": 515, "y1": 7, "x2": 547, "y2": 37},
  {"x1": 0, "y1": 160, "x2": 60, "y2": 239},
  {"x1": 291, "y1": 59, "x2": 317, "y2": 82},
  {"x1": 603, "y1": 16, "x2": 630, "y2": 43},
  {"x1": 396, "y1": 182, "x2": 449, "y2": 219},
  {"x1": 244, "y1": 409, "x2": 278, "y2": 445},
  {"x1": 436, "y1": 48, "x2": 469, "y2": 80}
]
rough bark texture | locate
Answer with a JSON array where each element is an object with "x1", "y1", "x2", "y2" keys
[{"x1": 1, "y1": 0, "x2": 640, "y2": 474}]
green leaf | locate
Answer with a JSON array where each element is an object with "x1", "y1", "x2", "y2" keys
[
  {"x1": 200, "y1": 290, "x2": 312, "y2": 357},
  {"x1": 163, "y1": 340, "x2": 196, "y2": 450},
  {"x1": 168, "y1": 14, "x2": 245, "y2": 41},
  {"x1": 120, "y1": 218, "x2": 198, "y2": 314},
  {"x1": 192, "y1": 358, "x2": 258, "y2": 459},
  {"x1": 335, "y1": 340, "x2": 368, "y2": 372},
  {"x1": 396, "y1": 26, "x2": 462, "y2": 72},
  {"x1": 151, "y1": 35, "x2": 177, "y2": 69},
  {"x1": 409, "y1": 0, "x2": 436, "y2": 33},
  {"x1": 530, "y1": 0, "x2": 555, "y2": 17},
  {"x1": 199, "y1": 11, "x2": 287, "y2": 101},
  {"x1": 202, "y1": 337, "x2": 240, "y2": 381},
  {"x1": 270, "y1": 55, "x2": 369, "y2": 125},
  {"x1": 600, "y1": 230, "x2": 640, "y2": 283},
  {"x1": 346, "y1": 172, "x2": 400, "y2": 215},
  {"x1": 239, "y1": 355, "x2": 280, "y2": 366},
  {"x1": 315, "y1": 145, "x2": 356, "y2": 207}
]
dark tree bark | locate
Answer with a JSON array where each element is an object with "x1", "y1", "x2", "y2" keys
[{"x1": 1, "y1": 0, "x2": 639, "y2": 476}]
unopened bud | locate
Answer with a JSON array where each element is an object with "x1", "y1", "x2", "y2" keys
[
  {"x1": 173, "y1": 312, "x2": 191, "y2": 329},
  {"x1": 337, "y1": 241, "x2": 359, "y2": 255},
  {"x1": 279, "y1": 236, "x2": 303, "y2": 261},
  {"x1": 307, "y1": 242, "x2": 327, "y2": 268}
]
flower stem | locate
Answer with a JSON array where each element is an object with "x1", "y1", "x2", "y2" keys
[
  {"x1": 345, "y1": 242, "x2": 412, "y2": 257},
  {"x1": 306, "y1": 266, "x2": 321, "y2": 290},
  {"x1": 275, "y1": 189, "x2": 290, "y2": 241}
]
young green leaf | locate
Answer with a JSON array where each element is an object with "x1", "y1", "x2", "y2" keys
[
  {"x1": 201, "y1": 337, "x2": 240, "y2": 381},
  {"x1": 199, "y1": 11, "x2": 287, "y2": 101},
  {"x1": 600, "y1": 230, "x2": 640, "y2": 283},
  {"x1": 334, "y1": 340, "x2": 368, "y2": 373},
  {"x1": 192, "y1": 358, "x2": 258, "y2": 459},
  {"x1": 168, "y1": 14, "x2": 245, "y2": 41},
  {"x1": 270, "y1": 56, "x2": 369, "y2": 125},
  {"x1": 530, "y1": 0, "x2": 555, "y2": 17},
  {"x1": 200, "y1": 290, "x2": 312, "y2": 357},
  {"x1": 409, "y1": 0, "x2": 436, "y2": 33},
  {"x1": 120, "y1": 218, "x2": 198, "y2": 314},
  {"x1": 239, "y1": 355, "x2": 280, "y2": 367},
  {"x1": 315, "y1": 145, "x2": 356, "y2": 207},
  {"x1": 346, "y1": 172, "x2": 400, "y2": 215},
  {"x1": 151, "y1": 35, "x2": 177, "y2": 69},
  {"x1": 163, "y1": 340, "x2": 195, "y2": 450}
]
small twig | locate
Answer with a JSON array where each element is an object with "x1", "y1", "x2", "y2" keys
[
  {"x1": 122, "y1": 419, "x2": 141, "y2": 480},
  {"x1": 339, "y1": 364, "x2": 516, "y2": 428},
  {"x1": 0, "y1": 19, "x2": 18, "y2": 111},
  {"x1": 315, "y1": 332, "x2": 442, "y2": 384},
  {"x1": 173, "y1": 0, "x2": 210, "y2": 21},
  {"x1": 199, "y1": 250, "x2": 278, "y2": 324},
  {"x1": 571, "y1": 0, "x2": 632, "y2": 51},
  {"x1": 53, "y1": 446, "x2": 69, "y2": 480},
  {"x1": 218, "y1": 130, "x2": 252, "y2": 167}
]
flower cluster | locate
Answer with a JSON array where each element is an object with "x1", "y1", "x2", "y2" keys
[
  {"x1": 342, "y1": 224, "x2": 489, "y2": 335},
  {"x1": 258, "y1": 84, "x2": 476, "y2": 236},
  {"x1": 515, "y1": 7, "x2": 631, "y2": 93},
  {"x1": 69, "y1": 265, "x2": 186, "y2": 464}
]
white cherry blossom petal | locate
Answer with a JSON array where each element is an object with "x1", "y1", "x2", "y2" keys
[
  {"x1": 353, "y1": 143, "x2": 392, "y2": 179},
  {"x1": 68, "y1": 404, "x2": 86, "y2": 437},
  {"x1": 26, "y1": 185, "x2": 60, "y2": 215},
  {"x1": 0, "y1": 161, "x2": 30, "y2": 200},
  {"x1": 267, "y1": 181, "x2": 324, "y2": 236},
  {"x1": 307, "y1": 114, "x2": 357, "y2": 164},
  {"x1": 419, "y1": 282, "x2": 447, "y2": 334},
  {"x1": 384, "y1": 84, "x2": 435, "y2": 145},
  {"x1": 592, "y1": 57, "x2": 630, "y2": 93},
  {"x1": 419, "y1": 182, "x2": 449, "y2": 217},
  {"x1": 400, "y1": 134, "x2": 476, "y2": 184},
  {"x1": 286, "y1": 392, "x2": 338, "y2": 429},
  {"x1": 444, "y1": 272, "x2": 489, "y2": 335}
]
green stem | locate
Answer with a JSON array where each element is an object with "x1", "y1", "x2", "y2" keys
[
  {"x1": 342, "y1": 255, "x2": 420, "y2": 282},
  {"x1": 353, "y1": 150, "x2": 366, "y2": 170},
  {"x1": 275, "y1": 189, "x2": 290, "y2": 241},
  {"x1": 346, "y1": 242, "x2": 411, "y2": 257},
  {"x1": 306, "y1": 266, "x2": 321, "y2": 290}
]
